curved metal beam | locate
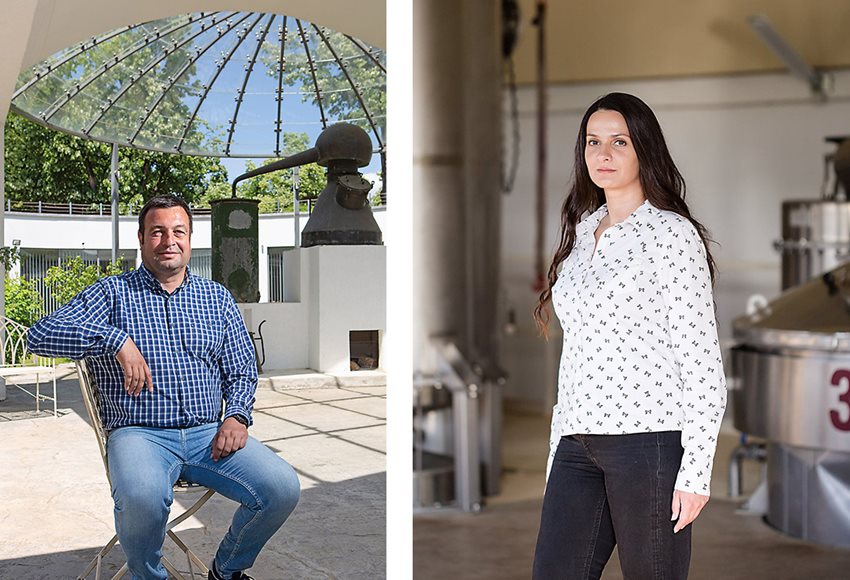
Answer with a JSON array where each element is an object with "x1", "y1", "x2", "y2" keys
[
  {"x1": 344, "y1": 35, "x2": 386, "y2": 74},
  {"x1": 274, "y1": 15, "x2": 289, "y2": 157},
  {"x1": 313, "y1": 24, "x2": 383, "y2": 150},
  {"x1": 225, "y1": 13, "x2": 275, "y2": 156},
  {"x1": 296, "y1": 20, "x2": 327, "y2": 130},
  {"x1": 127, "y1": 13, "x2": 248, "y2": 146},
  {"x1": 13, "y1": 22, "x2": 139, "y2": 100},
  {"x1": 37, "y1": 13, "x2": 218, "y2": 125},
  {"x1": 83, "y1": 12, "x2": 241, "y2": 138},
  {"x1": 176, "y1": 12, "x2": 264, "y2": 152}
]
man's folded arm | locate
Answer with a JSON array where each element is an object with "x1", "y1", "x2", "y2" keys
[{"x1": 26, "y1": 280, "x2": 129, "y2": 360}]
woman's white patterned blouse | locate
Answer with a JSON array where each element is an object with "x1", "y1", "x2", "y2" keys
[{"x1": 548, "y1": 199, "x2": 727, "y2": 496}]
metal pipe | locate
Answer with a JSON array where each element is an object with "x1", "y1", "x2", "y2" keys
[
  {"x1": 293, "y1": 171, "x2": 301, "y2": 248},
  {"x1": 728, "y1": 440, "x2": 767, "y2": 498},
  {"x1": 231, "y1": 148, "x2": 319, "y2": 196},
  {"x1": 532, "y1": 0, "x2": 547, "y2": 292},
  {"x1": 111, "y1": 144, "x2": 119, "y2": 263}
]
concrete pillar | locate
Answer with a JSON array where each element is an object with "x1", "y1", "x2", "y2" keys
[{"x1": 0, "y1": 1, "x2": 37, "y2": 401}]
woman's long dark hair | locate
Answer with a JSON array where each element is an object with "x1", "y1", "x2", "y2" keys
[{"x1": 533, "y1": 92, "x2": 717, "y2": 334}]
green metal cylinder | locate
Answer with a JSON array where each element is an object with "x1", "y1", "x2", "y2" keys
[{"x1": 211, "y1": 198, "x2": 260, "y2": 302}]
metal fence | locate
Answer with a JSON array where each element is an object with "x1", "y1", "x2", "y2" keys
[
  {"x1": 19, "y1": 248, "x2": 136, "y2": 315},
  {"x1": 267, "y1": 247, "x2": 292, "y2": 302},
  {"x1": 16, "y1": 245, "x2": 288, "y2": 315},
  {"x1": 188, "y1": 249, "x2": 212, "y2": 280}
]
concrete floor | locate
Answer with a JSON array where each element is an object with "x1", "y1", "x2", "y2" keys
[
  {"x1": 414, "y1": 409, "x2": 850, "y2": 579},
  {"x1": 0, "y1": 366, "x2": 386, "y2": 579}
]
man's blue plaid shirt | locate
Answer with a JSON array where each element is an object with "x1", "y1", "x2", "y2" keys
[{"x1": 27, "y1": 265, "x2": 256, "y2": 430}]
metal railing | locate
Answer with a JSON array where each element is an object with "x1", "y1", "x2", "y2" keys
[
  {"x1": 1, "y1": 197, "x2": 383, "y2": 216},
  {"x1": 4, "y1": 200, "x2": 211, "y2": 216}
]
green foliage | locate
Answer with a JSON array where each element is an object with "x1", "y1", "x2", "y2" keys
[
  {"x1": 4, "y1": 111, "x2": 230, "y2": 205},
  {"x1": 0, "y1": 246, "x2": 21, "y2": 272},
  {"x1": 235, "y1": 159, "x2": 325, "y2": 210},
  {"x1": 261, "y1": 30, "x2": 386, "y2": 141},
  {"x1": 43, "y1": 257, "x2": 124, "y2": 307},
  {"x1": 195, "y1": 133, "x2": 327, "y2": 211},
  {"x1": 4, "y1": 276, "x2": 44, "y2": 327}
]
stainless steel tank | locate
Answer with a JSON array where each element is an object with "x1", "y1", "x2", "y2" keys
[{"x1": 732, "y1": 264, "x2": 850, "y2": 547}]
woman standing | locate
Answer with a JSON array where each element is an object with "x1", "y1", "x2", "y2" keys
[{"x1": 531, "y1": 93, "x2": 727, "y2": 579}]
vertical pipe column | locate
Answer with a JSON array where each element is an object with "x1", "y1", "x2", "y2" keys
[
  {"x1": 293, "y1": 171, "x2": 301, "y2": 248},
  {"x1": 462, "y1": 0, "x2": 504, "y2": 497},
  {"x1": 463, "y1": 0, "x2": 503, "y2": 368},
  {"x1": 111, "y1": 144, "x2": 119, "y2": 264},
  {"x1": 412, "y1": 0, "x2": 468, "y2": 371},
  {"x1": 452, "y1": 384, "x2": 481, "y2": 512}
]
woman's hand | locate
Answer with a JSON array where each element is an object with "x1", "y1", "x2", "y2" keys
[{"x1": 671, "y1": 489, "x2": 709, "y2": 533}]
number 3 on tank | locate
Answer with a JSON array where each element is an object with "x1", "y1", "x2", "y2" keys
[{"x1": 829, "y1": 368, "x2": 850, "y2": 431}]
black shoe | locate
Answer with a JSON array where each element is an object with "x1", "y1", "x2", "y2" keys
[{"x1": 208, "y1": 561, "x2": 255, "y2": 580}]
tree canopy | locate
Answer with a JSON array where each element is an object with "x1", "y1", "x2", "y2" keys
[
  {"x1": 4, "y1": 111, "x2": 327, "y2": 209},
  {"x1": 4, "y1": 110, "x2": 228, "y2": 205}
]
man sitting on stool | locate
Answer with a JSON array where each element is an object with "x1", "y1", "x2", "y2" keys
[{"x1": 27, "y1": 194, "x2": 300, "y2": 580}]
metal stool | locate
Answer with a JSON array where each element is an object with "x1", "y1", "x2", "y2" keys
[{"x1": 75, "y1": 360, "x2": 215, "y2": 579}]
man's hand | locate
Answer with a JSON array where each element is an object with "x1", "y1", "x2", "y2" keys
[
  {"x1": 211, "y1": 417, "x2": 248, "y2": 462},
  {"x1": 116, "y1": 337, "x2": 153, "y2": 397},
  {"x1": 671, "y1": 489, "x2": 709, "y2": 533}
]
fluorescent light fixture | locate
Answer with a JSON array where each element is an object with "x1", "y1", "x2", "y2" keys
[{"x1": 748, "y1": 14, "x2": 829, "y2": 96}]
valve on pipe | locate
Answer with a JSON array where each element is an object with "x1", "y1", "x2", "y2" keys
[{"x1": 231, "y1": 122, "x2": 383, "y2": 247}]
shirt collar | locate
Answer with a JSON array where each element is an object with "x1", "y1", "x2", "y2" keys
[
  {"x1": 578, "y1": 198, "x2": 653, "y2": 234},
  {"x1": 137, "y1": 263, "x2": 192, "y2": 293}
]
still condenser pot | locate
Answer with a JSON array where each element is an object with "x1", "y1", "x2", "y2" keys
[
  {"x1": 732, "y1": 268, "x2": 850, "y2": 546},
  {"x1": 732, "y1": 138, "x2": 850, "y2": 547}
]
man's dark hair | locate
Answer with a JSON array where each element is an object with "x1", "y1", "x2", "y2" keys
[{"x1": 138, "y1": 195, "x2": 193, "y2": 239}]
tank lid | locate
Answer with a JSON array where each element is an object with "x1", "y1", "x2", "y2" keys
[{"x1": 733, "y1": 261, "x2": 850, "y2": 351}]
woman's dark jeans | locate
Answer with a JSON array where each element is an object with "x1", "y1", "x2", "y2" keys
[{"x1": 532, "y1": 432, "x2": 691, "y2": 580}]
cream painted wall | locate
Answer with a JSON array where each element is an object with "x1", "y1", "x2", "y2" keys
[
  {"x1": 501, "y1": 70, "x2": 850, "y2": 411},
  {"x1": 238, "y1": 246, "x2": 387, "y2": 373},
  {"x1": 512, "y1": 0, "x2": 850, "y2": 84}
]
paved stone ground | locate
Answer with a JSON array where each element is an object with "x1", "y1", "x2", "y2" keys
[{"x1": 0, "y1": 367, "x2": 386, "y2": 579}]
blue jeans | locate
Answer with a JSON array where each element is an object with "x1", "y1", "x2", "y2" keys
[
  {"x1": 533, "y1": 432, "x2": 691, "y2": 580},
  {"x1": 106, "y1": 423, "x2": 301, "y2": 580}
]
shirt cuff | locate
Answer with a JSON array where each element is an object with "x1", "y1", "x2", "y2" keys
[
  {"x1": 223, "y1": 406, "x2": 253, "y2": 427},
  {"x1": 104, "y1": 327, "x2": 129, "y2": 355},
  {"x1": 674, "y1": 449, "x2": 712, "y2": 496}
]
